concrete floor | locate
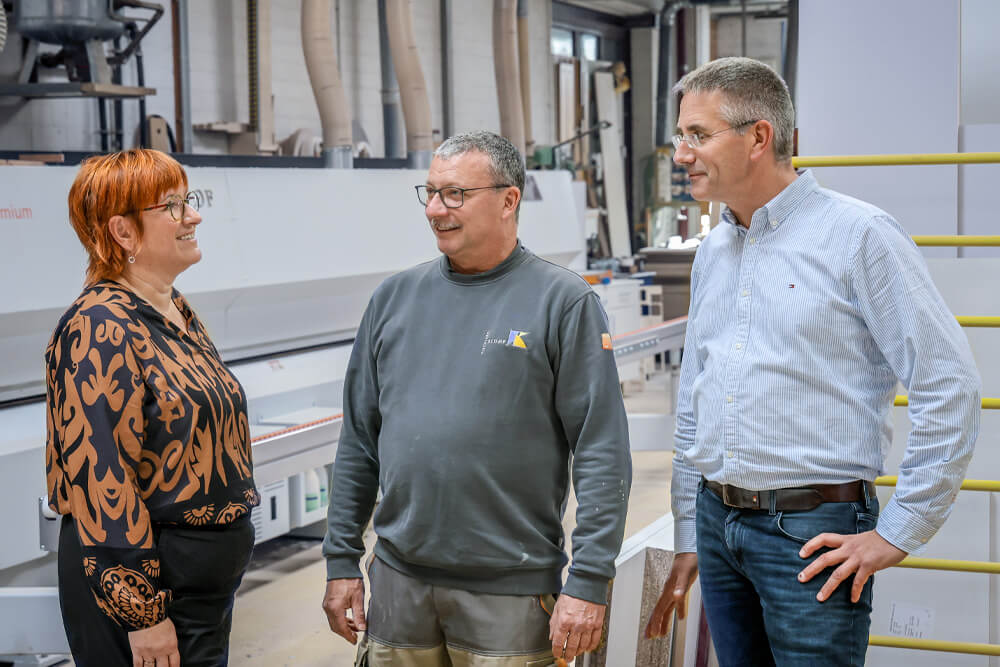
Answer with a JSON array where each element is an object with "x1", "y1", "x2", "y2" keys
[{"x1": 226, "y1": 373, "x2": 675, "y2": 666}]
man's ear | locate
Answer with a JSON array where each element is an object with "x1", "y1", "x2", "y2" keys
[
  {"x1": 504, "y1": 186, "x2": 522, "y2": 219},
  {"x1": 748, "y1": 120, "x2": 776, "y2": 163},
  {"x1": 108, "y1": 215, "x2": 138, "y2": 255}
]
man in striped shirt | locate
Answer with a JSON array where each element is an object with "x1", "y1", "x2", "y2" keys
[{"x1": 644, "y1": 57, "x2": 980, "y2": 666}]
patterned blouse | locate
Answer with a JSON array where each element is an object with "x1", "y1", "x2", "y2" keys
[{"x1": 45, "y1": 282, "x2": 259, "y2": 631}]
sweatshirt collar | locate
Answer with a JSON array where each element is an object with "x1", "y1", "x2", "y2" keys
[{"x1": 439, "y1": 240, "x2": 530, "y2": 285}]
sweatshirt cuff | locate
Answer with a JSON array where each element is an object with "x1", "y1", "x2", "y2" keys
[
  {"x1": 674, "y1": 518, "x2": 697, "y2": 554},
  {"x1": 326, "y1": 556, "x2": 362, "y2": 581},
  {"x1": 562, "y1": 570, "x2": 611, "y2": 605},
  {"x1": 875, "y1": 496, "x2": 938, "y2": 554}
]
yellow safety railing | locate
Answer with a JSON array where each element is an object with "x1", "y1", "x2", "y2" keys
[
  {"x1": 792, "y1": 152, "x2": 1000, "y2": 167},
  {"x1": 894, "y1": 558, "x2": 1000, "y2": 575},
  {"x1": 894, "y1": 395, "x2": 1000, "y2": 409},
  {"x1": 913, "y1": 235, "x2": 1000, "y2": 247},
  {"x1": 868, "y1": 472, "x2": 999, "y2": 654},
  {"x1": 875, "y1": 476, "x2": 1000, "y2": 493},
  {"x1": 869, "y1": 636, "x2": 1000, "y2": 656},
  {"x1": 956, "y1": 316, "x2": 1000, "y2": 327}
]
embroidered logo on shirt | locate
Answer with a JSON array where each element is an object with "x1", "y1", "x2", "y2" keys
[
  {"x1": 788, "y1": 283, "x2": 795, "y2": 288},
  {"x1": 602, "y1": 333, "x2": 613, "y2": 350},
  {"x1": 481, "y1": 329, "x2": 530, "y2": 354}
]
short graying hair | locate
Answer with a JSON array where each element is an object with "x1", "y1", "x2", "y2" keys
[
  {"x1": 434, "y1": 131, "x2": 525, "y2": 215},
  {"x1": 673, "y1": 57, "x2": 795, "y2": 163}
]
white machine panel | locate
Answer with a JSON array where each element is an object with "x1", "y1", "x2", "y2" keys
[{"x1": 0, "y1": 166, "x2": 585, "y2": 402}]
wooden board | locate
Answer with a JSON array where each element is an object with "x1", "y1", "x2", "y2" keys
[{"x1": 594, "y1": 70, "x2": 631, "y2": 258}]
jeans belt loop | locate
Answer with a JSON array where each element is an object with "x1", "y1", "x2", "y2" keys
[
  {"x1": 767, "y1": 489, "x2": 777, "y2": 515},
  {"x1": 862, "y1": 480, "x2": 872, "y2": 511}
]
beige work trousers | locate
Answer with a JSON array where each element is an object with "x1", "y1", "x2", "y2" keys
[{"x1": 354, "y1": 558, "x2": 558, "y2": 667}]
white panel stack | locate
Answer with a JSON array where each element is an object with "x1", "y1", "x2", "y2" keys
[{"x1": 796, "y1": 0, "x2": 959, "y2": 259}]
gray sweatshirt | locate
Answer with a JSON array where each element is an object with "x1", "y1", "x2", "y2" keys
[{"x1": 323, "y1": 242, "x2": 632, "y2": 604}]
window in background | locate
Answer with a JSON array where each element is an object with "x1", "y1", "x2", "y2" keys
[
  {"x1": 551, "y1": 27, "x2": 574, "y2": 57},
  {"x1": 580, "y1": 33, "x2": 600, "y2": 61}
]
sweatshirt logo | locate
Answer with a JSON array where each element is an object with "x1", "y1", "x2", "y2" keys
[
  {"x1": 481, "y1": 329, "x2": 529, "y2": 354},
  {"x1": 507, "y1": 330, "x2": 529, "y2": 349}
]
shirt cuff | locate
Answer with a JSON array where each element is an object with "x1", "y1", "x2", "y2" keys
[
  {"x1": 874, "y1": 496, "x2": 939, "y2": 554},
  {"x1": 673, "y1": 517, "x2": 697, "y2": 553},
  {"x1": 326, "y1": 556, "x2": 362, "y2": 581},
  {"x1": 562, "y1": 570, "x2": 611, "y2": 605}
]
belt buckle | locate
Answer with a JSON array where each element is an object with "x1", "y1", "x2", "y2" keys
[{"x1": 722, "y1": 485, "x2": 736, "y2": 507}]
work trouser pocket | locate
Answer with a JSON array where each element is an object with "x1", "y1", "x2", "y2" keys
[{"x1": 354, "y1": 634, "x2": 371, "y2": 667}]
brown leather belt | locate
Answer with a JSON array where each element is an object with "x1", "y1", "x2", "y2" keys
[{"x1": 703, "y1": 478, "x2": 874, "y2": 512}]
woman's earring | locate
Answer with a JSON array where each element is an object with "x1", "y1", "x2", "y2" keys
[{"x1": 128, "y1": 256, "x2": 136, "y2": 264}]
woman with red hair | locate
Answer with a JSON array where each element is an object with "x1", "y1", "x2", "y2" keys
[{"x1": 46, "y1": 149, "x2": 259, "y2": 667}]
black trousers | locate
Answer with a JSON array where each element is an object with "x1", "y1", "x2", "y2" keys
[{"x1": 58, "y1": 513, "x2": 256, "y2": 667}]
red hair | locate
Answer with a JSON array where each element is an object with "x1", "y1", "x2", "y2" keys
[{"x1": 67, "y1": 149, "x2": 188, "y2": 285}]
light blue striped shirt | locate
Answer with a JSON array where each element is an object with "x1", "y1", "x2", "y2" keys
[{"x1": 672, "y1": 170, "x2": 981, "y2": 554}]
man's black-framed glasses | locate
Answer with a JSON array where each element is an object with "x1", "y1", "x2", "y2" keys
[
  {"x1": 142, "y1": 193, "x2": 199, "y2": 221},
  {"x1": 415, "y1": 184, "x2": 511, "y2": 209}
]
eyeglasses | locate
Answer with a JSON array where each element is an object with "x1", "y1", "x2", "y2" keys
[
  {"x1": 415, "y1": 184, "x2": 511, "y2": 209},
  {"x1": 671, "y1": 120, "x2": 759, "y2": 150},
  {"x1": 142, "y1": 193, "x2": 199, "y2": 221}
]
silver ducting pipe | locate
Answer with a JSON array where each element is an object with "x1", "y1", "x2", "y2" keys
[
  {"x1": 386, "y1": 0, "x2": 433, "y2": 168},
  {"x1": 377, "y1": 0, "x2": 403, "y2": 159},
  {"x1": 492, "y1": 0, "x2": 525, "y2": 158},
  {"x1": 516, "y1": 0, "x2": 532, "y2": 157},
  {"x1": 172, "y1": 0, "x2": 193, "y2": 153},
  {"x1": 302, "y1": 0, "x2": 353, "y2": 168}
]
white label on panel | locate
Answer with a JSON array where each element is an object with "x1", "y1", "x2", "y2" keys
[{"x1": 887, "y1": 601, "x2": 935, "y2": 638}]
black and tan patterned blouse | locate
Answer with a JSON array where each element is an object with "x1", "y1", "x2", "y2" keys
[{"x1": 46, "y1": 282, "x2": 259, "y2": 631}]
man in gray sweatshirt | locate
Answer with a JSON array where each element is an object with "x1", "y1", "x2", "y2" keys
[{"x1": 321, "y1": 131, "x2": 632, "y2": 666}]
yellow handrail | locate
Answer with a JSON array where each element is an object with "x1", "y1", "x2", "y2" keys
[
  {"x1": 956, "y1": 316, "x2": 1000, "y2": 327},
  {"x1": 894, "y1": 557, "x2": 1000, "y2": 575},
  {"x1": 792, "y1": 152, "x2": 1000, "y2": 167},
  {"x1": 869, "y1": 636, "x2": 1000, "y2": 656},
  {"x1": 875, "y1": 476, "x2": 1000, "y2": 492},
  {"x1": 912, "y1": 235, "x2": 1000, "y2": 247},
  {"x1": 894, "y1": 395, "x2": 1000, "y2": 409}
]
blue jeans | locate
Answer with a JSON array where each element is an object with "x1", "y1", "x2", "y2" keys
[{"x1": 695, "y1": 481, "x2": 878, "y2": 667}]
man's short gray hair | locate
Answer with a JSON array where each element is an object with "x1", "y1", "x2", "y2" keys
[
  {"x1": 673, "y1": 57, "x2": 795, "y2": 163},
  {"x1": 434, "y1": 131, "x2": 525, "y2": 196}
]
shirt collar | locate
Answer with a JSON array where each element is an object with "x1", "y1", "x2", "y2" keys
[{"x1": 721, "y1": 169, "x2": 818, "y2": 230}]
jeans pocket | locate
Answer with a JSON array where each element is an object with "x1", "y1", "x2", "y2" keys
[
  {"x1": 856, "y1": 511, "x2": 877, "y2": 533},
  {"x1": 775, "y1": 503, "x2": 864, "y2": 544},
  {"x1": 775, "y1": 512, "x2": 812, "y2": 544}
]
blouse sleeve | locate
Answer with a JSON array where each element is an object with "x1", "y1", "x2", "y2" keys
[{"x1": 46, "y1": 312, "x2": 170, "y2": 631}]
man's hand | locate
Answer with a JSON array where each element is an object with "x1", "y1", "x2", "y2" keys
[
  {"x1": 549, "y1": 594, "x2": 606, "y2": 661},
  {"x1": 322, "y1": 577, "x2": 367, "y2": 644},
  {"x1": 645, "y1": 552, "x2": 698, "y2": 640},
  {"x1": 128, "y1": 617, "x2": 180, "y2": 667},
  {"x1": 797, "y1": 530, "x2": 906, "y2": 602}
]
